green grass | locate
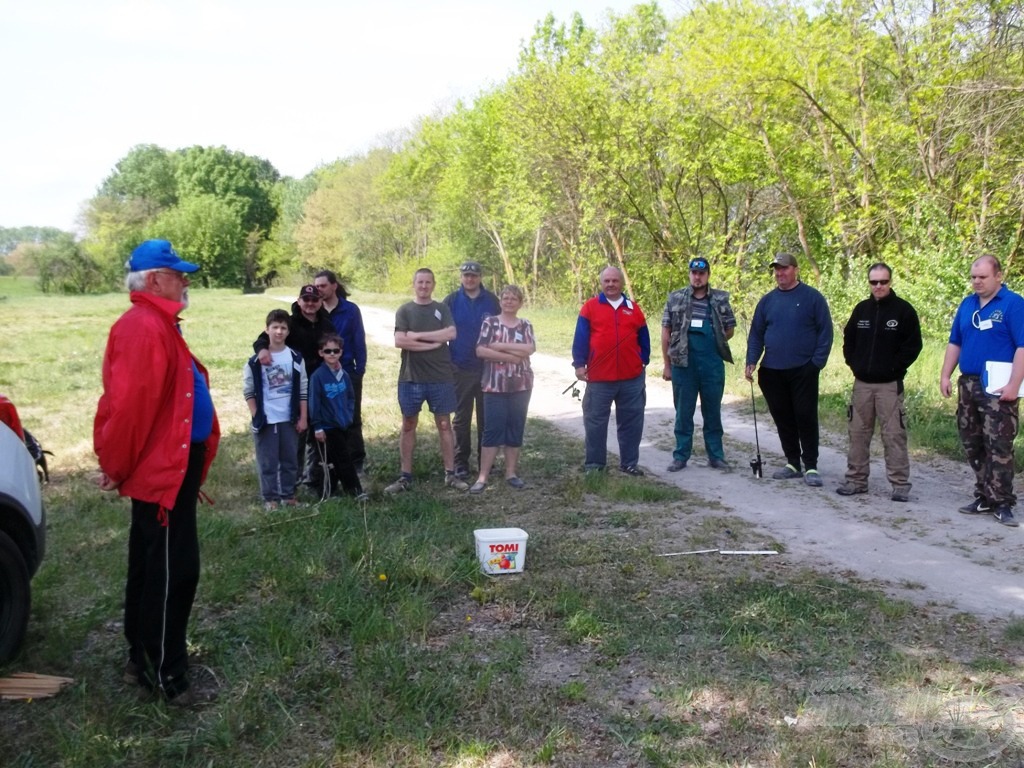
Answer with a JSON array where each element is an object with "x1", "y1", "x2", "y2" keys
[{"x1": 2, "y1": 279, "x2": 1023, "y2": 767}]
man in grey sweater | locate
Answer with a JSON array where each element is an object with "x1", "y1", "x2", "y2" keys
[{"x1": 744, "y1": 252, "x2": 833, "y2": 486}]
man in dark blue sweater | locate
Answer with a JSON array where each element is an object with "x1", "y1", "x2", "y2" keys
[
  {"x1": 745, "y1": 252, "x2": 834, "y2": 486},
  {"x1": 443, "y1": 261, "x2": 499, "y2": 478}
]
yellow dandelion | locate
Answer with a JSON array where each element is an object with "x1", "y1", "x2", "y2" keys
[{"x1": 378, "y1": 573, "x2": 387, "y2": 582}]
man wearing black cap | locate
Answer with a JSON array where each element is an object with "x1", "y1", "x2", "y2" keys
[
  {"x1": 745, "y1": 252, "x2": 833, "y2": 486},
  {"x1": 661, "y1": 258, "x2": 737, "y2": 471},
  {"x1": 443, "y1": 261, "x2": 499, "y2": 478},
  {"x1": 252, "y1": 284, "x2": 335, "y2": 489},
  {"x1": 95, "y1": 239, "x2": 220, "y2": 705}
]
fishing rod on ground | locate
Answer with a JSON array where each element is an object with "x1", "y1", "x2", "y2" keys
[{"x1": 749, "y1": 379, "x2": 763, "y2": 478}]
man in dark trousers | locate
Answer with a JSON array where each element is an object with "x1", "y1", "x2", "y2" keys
[
  {"x1": 572, "y1": 266, "x2": 651, "y2": 475},
  {"x1": 443, "y1": 261, "x2": 499, "y2": 478},
  {"x1": 94, "y1": 239, "x2": 220, "y2": 706},
  {"x1": 837, "y1": 263, "x2": 922, "y2": 501},
  {"x1": 745, "y1": 252, "x2": 833, "y2": 487},
  {"x1": 314, "y1": 270, "x2": 368, "y2": 473},
  {"x1": 253, "y1": 284, "x2": 335, "y2": 490}
]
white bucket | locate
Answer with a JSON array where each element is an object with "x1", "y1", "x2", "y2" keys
[{"x1": 474, "y1": 528, "x2": 528, "y2": 574}]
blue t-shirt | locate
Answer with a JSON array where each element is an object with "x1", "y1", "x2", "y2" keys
[
  {"x1": 949, "y1": 285, "x2": 1024, "y2": 375},
  {"x1": 191, "y1": 362, "x2": 214, "y2": 442}
]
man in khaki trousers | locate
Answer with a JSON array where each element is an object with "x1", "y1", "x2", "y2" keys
[{"x1": 837, "y1": 262, "x2": 922, "y2": 502}]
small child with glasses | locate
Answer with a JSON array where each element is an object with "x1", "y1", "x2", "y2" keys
[{"x1": 308, "y1": 334, "x2": 366, "y2": 500}]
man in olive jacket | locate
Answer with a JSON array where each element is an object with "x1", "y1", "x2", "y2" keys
[
  {"x1": 661, "y1": 257, "x2": 736, "y2": 471},
  {"x1": 838, "y1": 262, "x2": 922, "y2": 501}
]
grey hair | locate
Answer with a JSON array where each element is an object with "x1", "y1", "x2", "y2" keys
[
  {"x1": 500, "y1": 284, "x2": 525, "y2": 302},
  {"x1": 599, "y1": 265, "x2": 623, "y2": 279},
  {"x1": 125, "y1": 269, "x2": 153, "y2": 291}
]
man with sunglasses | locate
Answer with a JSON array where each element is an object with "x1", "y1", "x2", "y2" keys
[
  {"x1": 745, "y1": 252, "x2": 833, "y2": 487},
  {"x1": 940, "y1": 254, "x2": 1024, "y2": 527},
  {"x1": 253, "y1": 284, "x2": 335, "y2": 489},
  {"x1": 95, "y1": 239, "x2": 220, "y2": 706},
  {"x1": 661, "y1": 258, "x2": 736, "y2": 471},
  {"x1": 837, "y1": 263, "x2": 922, "y2": 501}
]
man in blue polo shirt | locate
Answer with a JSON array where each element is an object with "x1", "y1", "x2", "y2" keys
[{"x1": 940, "y1": 254, "x2": 1024, "y2": 527}]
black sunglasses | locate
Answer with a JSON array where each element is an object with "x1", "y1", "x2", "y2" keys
[
  {"x1": 321, "y1": 348, "x2": 342, "y2": 354},
  {"x1": 869, "y1": 279, "x2": 890, "y2": 286}
]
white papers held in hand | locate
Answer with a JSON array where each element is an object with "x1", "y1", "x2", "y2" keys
[{"x1": 983, "y1": 360, "x2": 1024, "y2": 397}]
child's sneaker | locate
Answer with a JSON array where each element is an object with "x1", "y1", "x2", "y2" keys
[
  {"x1": 384, "y1": 476, "x2": 411, "y2": 495},
  {"x1": 445, "y1": 472, "x2": 470, "y2": 491}
]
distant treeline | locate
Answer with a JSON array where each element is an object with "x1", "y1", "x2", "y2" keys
[{"x1": 4, "y1": 0, "x2": 1023, "y2": 336}]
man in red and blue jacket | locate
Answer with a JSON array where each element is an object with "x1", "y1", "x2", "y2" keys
[
  {"x1": 95, "y1": 239, "x2": 220, "y2": 706},
  {"x1": 571, "y1": 266, "x2": 651, "y2": 475}
]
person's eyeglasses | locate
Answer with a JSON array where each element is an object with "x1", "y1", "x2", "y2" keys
[
  {"x1": 154, "y1": 269, "x2": 187, "y2": 281},
  {"x1": 321, "y1": 348, "x2": 342, "y2": 354},
  {"x1": 868, "y1": 279, "x2": 890, "y2": 286}
]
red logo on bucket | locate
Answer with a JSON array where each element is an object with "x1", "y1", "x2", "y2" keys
[{"x1": 488, "y1": 543, "x2": 519, "y2": 553}]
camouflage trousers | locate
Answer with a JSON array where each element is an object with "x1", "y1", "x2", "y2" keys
[{"x1": 957, "y1": 375, "x2": 1019, "y2": 506}]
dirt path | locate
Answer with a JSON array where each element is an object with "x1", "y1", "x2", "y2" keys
[{"x1": 358, "y1": 304, "x2": 1022, "y2": 620}]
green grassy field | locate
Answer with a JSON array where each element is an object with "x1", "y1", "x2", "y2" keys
[{"x1": 1, "y1": 277, "x2": 1021, "y2": 767}]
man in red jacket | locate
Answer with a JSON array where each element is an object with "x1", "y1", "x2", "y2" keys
[
  {"x1": 571, "y1": 266, "x2": 651, "y2": 475},
  {"x1": 94, "y1": 239, "x2": 220, "y2": 706}
]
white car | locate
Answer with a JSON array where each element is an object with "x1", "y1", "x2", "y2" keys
[{"x1": 0, "y1": 401, "x2": 46, "y2": 663}]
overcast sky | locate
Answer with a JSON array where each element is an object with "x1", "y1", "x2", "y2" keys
[{"x1": 1, "y1": 0, "x2": 651, "y2": 232}]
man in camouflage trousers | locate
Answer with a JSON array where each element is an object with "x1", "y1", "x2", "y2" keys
[{"x1": 939, "y1": 254, "x2": 1024, "y2": 527}]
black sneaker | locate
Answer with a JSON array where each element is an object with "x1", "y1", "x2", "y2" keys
[
  {"x1": 958, "y1": 497, "x2": 991, "y2": 515},
  {"x1": 836, "y1": 484, "x2": 868, "y2": 496},
  {"x1": 993, "y1": 506, "x2": 1019, "y2": 527},
  {"x1": 666, "y1": 459, "x2": 687, "y2": 472},
  {"x1": 619, "y1": 465, "x2": 645, "y2": 477},
  {"x1": 708, "y1": 458, "x2": 732, "y2": 470}
]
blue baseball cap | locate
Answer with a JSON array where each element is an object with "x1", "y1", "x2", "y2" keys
[{"x1": 127, "y1": 240, "x2": 199, "y2": 273}]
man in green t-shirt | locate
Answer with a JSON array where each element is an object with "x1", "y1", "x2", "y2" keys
[{"x1": 384, "y1": 268, "x2": 470, "y2": 494}]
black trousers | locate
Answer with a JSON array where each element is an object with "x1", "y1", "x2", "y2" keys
[
  {"x1": 346, "y1": 372, "x2": 366, "y2": 469},
  {"x1": 758, "y1": 363, "x2": 821, "y2": 471},
  {"x1": 125, "y1": 442, "x2": 205, "y2": 698},
  {"x1": 320, "y1": 428, "x2": 363, "y2": 496}
]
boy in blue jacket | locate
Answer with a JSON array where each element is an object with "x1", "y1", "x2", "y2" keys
[
  {"x1": 309, "y1": 333, "x2": 365, "y2": 500},
  {"x1": 244, "y1": 309, "x2": 307, "y2": 509}
]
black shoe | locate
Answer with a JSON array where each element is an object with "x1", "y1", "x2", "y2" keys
[
  {"x1": 836, "y1": 484, "x2": 868, "y2": 496},
  {"x1": 993, "y1": 506, "x2": 1019, "y2": 527},
  {"x1": 958, "y1": 497, "x2": 991, "y2": 515},
  {"x1": 619, "y1": 465, "x2": 645, "y2": 477},
  {"x1": 708, "y1": 458, "x2": 731, "y2": 470},
  {"x1": 666, "y1": 459, "x2": 687, "y2": 472},
  {"x1": 891, "y1": 490, "x2": 910, "y2": 503}
]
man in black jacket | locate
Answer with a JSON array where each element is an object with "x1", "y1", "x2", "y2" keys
[
  {"x1": 837, "y1": 263, "x2": 923, "y2": 501},
  {"x1": 254, "y1": 284, "x2": 335, "y2": 488}
]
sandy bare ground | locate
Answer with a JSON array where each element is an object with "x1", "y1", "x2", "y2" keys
[{"x1": 354, "y1": 304, "x2": 1022, "y2": 620}]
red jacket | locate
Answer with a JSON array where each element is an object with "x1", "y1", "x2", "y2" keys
[
  {"x1": 572, "y1": 294, "x2": 651, "y2": 382},
  {"x1": 94, "y1": 291, "x2": 220, "y2": 511}
]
